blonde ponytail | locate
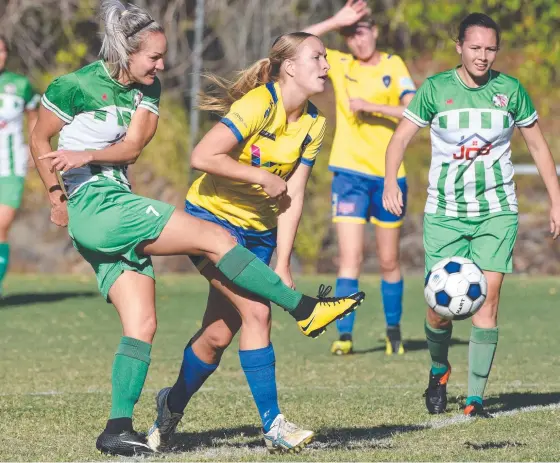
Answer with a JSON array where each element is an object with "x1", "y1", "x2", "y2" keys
[
  {"x1": 198, "y1": 59, "x2": 272, "y2": 115},
  {"x1": 198, "y1": 32, "x2": 315, "y2": 115}
]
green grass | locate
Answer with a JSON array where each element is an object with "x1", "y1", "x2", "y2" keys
[{"x1": 1, "y1": 274, "x2": 560, "y2": 461}]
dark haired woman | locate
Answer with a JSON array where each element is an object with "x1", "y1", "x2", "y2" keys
[{"x1": 383, "y1": 12, "x2": 560, "y2": 416}]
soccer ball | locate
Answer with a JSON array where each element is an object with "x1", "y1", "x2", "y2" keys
[{"x1": 424, "y1": 257, "x2": 487, "y2": 320}]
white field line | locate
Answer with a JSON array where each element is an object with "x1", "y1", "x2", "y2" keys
[
  {"x1": 1, "y1": 382, "x2": 560, "y2": 397},
  {"x1": 307, "y1": 402, "x2": 560, "y2": 450},
  {"x1": 1, "y1": 386, "x2": 559, "y2": 455},
  {"x1": 425, "y1": 401, "x2": 560, "y2": 430}
]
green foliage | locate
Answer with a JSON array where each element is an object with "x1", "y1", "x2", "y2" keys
[
  {"x1": 293, "y1": 131, "x2": 334, "y2": 273},
  {"x1": 135, "y1": 96, "x2": 190, "y2": 192},
  {"x1": 20, "y1": 0, "x2": 560, "y2": 270}
]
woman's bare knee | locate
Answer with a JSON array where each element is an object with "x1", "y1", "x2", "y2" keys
[
  {"x1": 338, "y1": 249, "x2": 363, "y2": 276},
  {"x1": 378, "y1": 256, "x2": 398, "y2": 275},
  {"x1": 426, "y1": 307, "x2": 452, "y2": 329},
  {"x1": 202, "y1": 326, "x2": 234, "y2": 352},
  {"x1": 123, "y1": 313, "x2": 157, "y2": 342},
  {"x1": 240, "y1": 302, "x2": 271, "y2": 328},
  {"x1": 472, "y1": 297, "x2": 499, "y2": 327}
]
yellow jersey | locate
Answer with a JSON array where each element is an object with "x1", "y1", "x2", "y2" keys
[
  {"x1": 327, "y1": 49, "x2": 416, "y2": 178},
  {"x1": 187, "y1": 82, "x2": 326, "y2": 231}
]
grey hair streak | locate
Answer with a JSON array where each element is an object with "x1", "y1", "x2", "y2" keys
[{"x1": 99, "y1": 0, "x2": 164, "y2": 78}]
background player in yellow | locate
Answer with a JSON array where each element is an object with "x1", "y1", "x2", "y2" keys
[
  {"x1": 147, "y1": 32, "x2": 363, "y2": 454},
  {"x1": 304, "y1": 0, "x2": 416, "y2": 355}
]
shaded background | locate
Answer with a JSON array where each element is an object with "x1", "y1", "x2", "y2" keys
[{"x1": 3, "y1": 0, "x2": 559, "y2": 274}]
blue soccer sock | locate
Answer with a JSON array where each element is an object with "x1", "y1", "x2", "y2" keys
[
  {"x1": 381, "y1": 279, "x2": 404, "y2": 327},
  {"x1": 167, "y1": 344, "x2": 218, "y2": 414},
  {"x1": 335, "y1": 278, "x2": 359, "y2": 336},
  {"x1": 239, "y1": 343, "x2": 280, "y2": 432}
]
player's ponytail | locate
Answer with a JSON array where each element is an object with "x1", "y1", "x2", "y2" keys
[
  {"x1": 199, "y1": 32, "x2": 316, "y2": 115},
  {"x1": 99, "y1": 0, "x2": 164, "y2": 79}
]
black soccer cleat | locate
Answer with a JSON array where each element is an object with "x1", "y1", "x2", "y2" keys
[
  {"x1": 96, "y1": 429, "x2": 153, "y2": 457},
  {"x1": 423, "y1": 364, "x2": 451, "y2": 414}
]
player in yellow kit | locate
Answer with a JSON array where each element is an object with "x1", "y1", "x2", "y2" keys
[
  {"x1": 304, "y1": 0, "x2": 416, "y2": 355},
  {"x1": 147, "y1": 32, "x2": 364, "y2": 454}
]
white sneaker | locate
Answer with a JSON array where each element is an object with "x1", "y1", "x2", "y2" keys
[{"x1": 263, "y1": 414, "x2": 314, "y2": 453}]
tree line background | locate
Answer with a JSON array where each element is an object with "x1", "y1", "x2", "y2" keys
[{"x1": 3, "y1": 0, "x2": 560, "y2": 273}]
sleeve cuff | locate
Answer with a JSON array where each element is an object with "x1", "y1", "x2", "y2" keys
[{"x1": 221, "y1": 117, "x2": 244, "y2": 143}]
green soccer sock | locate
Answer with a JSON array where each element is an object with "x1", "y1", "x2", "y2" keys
[
  {"x1": 425, "y1": 319, "x2": 452, "y2": 373},
  {"x1": 109, "y1": 336, "x2": 151, "y2": 420},
  {"x1": 216, "y1": 244, "x2": 303, "y2": 311},
  {"x1": 467, "y1": 326, "x2": 498, "y2": 405},
  {"x1": 0, "y1": 242, "x2": 9, "y2": 290}
]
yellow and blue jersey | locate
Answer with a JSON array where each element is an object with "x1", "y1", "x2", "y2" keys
[
  {"x1": 187, "y1": 81, "x2": 326, "y2": 231},
  {"x1": 327, "y1": 49, "x2": 416, "y2": 179}
]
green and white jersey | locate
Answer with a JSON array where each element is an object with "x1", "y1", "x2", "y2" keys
[
  {"x1": 0, "y1": 71, "x2": 40, "y2": 177},
  {"x1": 41, "y1": 60, "x2": 160, "y2": 196},
  {"x1": 404, "y1": 68, "x2": 537, "y2": 217}
]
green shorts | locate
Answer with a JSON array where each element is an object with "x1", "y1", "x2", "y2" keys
[
  {"x1": 0, "y1": 176, "x2": 25, "y2": 209},
  {"x1": 424, "y1": 212, "x2": 518, "y2": 275},
  {"x1": 67, "y1": 181, "x2": 175, "y2": 302}
]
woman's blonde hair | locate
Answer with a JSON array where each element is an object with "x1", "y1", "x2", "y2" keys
[
  {"x1": 199, "y1": 32, "x2": 317, "y2": 115},
  {"x1": 99, "y1": 0, "x2": 164, "y2": 79}
]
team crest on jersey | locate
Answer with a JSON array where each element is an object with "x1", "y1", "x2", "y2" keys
[
  {"x1": 382, "y1": 75, "x2": 391, "y2": 88},
  {"x1": 133, "y1": 91, "x2": 143, "y2": 109},
  {"x1": 492, "y1": 93, "x2": 509, "y2": 108},
  {"x1": 3, "y1": 84, "x2": 16, "y2": 94}
]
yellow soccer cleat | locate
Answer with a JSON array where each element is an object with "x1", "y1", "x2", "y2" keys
[
  {"x1": 385, "y1": 337, "x2": 405, "y2": 355},
  {"x1": 297, "y1": 285, "x2": 365, "y2": 338},
  {"x1": 385, "y1": 325, "x2": 405, "y2": 355},
  {"x1": 331, "y1": 338, "x2": 353, "y2": 355}
]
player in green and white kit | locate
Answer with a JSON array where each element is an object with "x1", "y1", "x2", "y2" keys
[
  {"x1": 383, "y1": 13, "x2": 560, "y2": 417},
  {"x1": 0, "y1": 35, "x2": 40, "y2": 295},
  {"x1": 30, "y1": 1, "x2": 364, "y2": 456}
]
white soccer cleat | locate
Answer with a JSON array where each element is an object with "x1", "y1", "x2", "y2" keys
[{"x1": 263, "y1": 414, "x2": 314, "y2": 453}]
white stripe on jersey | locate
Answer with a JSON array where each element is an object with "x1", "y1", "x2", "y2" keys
[
  {"x1": 499, "y1": 153, "x2": 518, "y2": 212},
  {"x1": 443, "y1": 163, "x2": 458, "y2": 217},
  {"x1": 41, "y1": 94, "x2": 73, "y2": 123},
  {"x1": 463, "y1": 164, "x2": 479, "y2": 217},
  {"x1": 403, "y1": 109, "x2": 428, "y2": 127},
  {"x1": 425, "y1": 160, "x2": 440, "y2": 214},
  {"x1": 482, "y1": 158, "x2": 497, "y2": 213},
  {"x1": 516, "y1": 111, "x2": 538, "y2": 127}
]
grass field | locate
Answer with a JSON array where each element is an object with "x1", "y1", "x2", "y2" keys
[{"x1": 1, "y1": 273, "x2": 560, "y2": 461}]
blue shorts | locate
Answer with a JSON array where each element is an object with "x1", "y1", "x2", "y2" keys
[
  {"x1": 186, "y1": 201, "x2": 277, "y2": 267},
  {"x1": 331, "y1": 171, "x2": 407, "y2": 228}
]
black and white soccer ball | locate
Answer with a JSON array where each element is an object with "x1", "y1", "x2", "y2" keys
[{"x1": 424, "y1": 257, "x2": 487, "y2": 320}]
